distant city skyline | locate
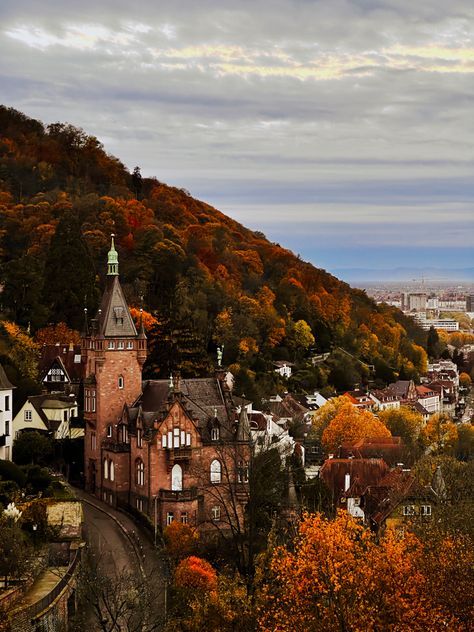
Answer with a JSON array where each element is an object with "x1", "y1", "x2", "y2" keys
[{"x1": 1, "y1": 1, "x2": 473, "y2": 281}]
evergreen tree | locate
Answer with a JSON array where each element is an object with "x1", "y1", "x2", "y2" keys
[
  {"x1": 42, "y1": 212, "x2": 98, "y2": 330},
  {"x1": 427, "y1": 325, "x2": 440, "y2": 359}
]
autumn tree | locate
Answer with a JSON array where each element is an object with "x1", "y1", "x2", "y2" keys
[
  {"x1": 163, "y1": 521, "x2": 199, "y2": 564},
  {"x1": 310, "y1": 395, "x2": 352, "y2": 441},
  {"x1": 34, "y1": 321, "x2": 81, "y2": 345},
  {"x1": 459, "y1": 371, "x2": 472, "y2": 389},
  {"x1": 421, "y1": 413, "x2": 458, "y2": 455},
  {"x1": 258, "y1": 511, "x2": 463, "y2": 632},
  {"x1": 378, "y1": 406, "x2": 424, "y2": 461},
  {"x1": 322, "y1": 401, "x2": 391, "y2": 453}
]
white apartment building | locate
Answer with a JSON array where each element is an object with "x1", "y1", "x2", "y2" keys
[{"x1": 0, "y1": 365, "x2": 14, "y2": 461}]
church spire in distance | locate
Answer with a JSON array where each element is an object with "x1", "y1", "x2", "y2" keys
[{"x1": 107, "y1": 234, "x2": 119, "y2": 276}]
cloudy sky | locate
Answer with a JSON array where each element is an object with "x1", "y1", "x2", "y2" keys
[{"x1": 1, "y1": 1, "x2": 473, "y2": 281}]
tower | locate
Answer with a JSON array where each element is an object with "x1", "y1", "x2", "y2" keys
[{"x1": 82, "y1": 236, "x2": 146, "y2": 498}]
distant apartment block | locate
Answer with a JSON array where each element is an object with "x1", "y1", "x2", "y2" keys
[
  {"x1": 466, "y1": 294, "x2": 474, "y2": 312},
  {"x1": 401, "y1": 292, "x2": 427, "y2": 312},
  {"x1": 412, "y1": 314, "x2": 459, "y2": 332}
]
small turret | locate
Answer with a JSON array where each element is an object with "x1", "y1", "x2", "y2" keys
[
  {"x1": 236, "y1": 406, "x2": 251, "y2": 442},
  {"x1": 107, "y1": 234, "x2": 119, "y2": 276}
]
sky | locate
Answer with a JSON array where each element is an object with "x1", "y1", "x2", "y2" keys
[{"x1": 1, "y1": 1, "x2": 473, "y2": 281}]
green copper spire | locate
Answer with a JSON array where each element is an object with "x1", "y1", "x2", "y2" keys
[{"x1": 107, "y1": 234, "x2": 119, "y2": 276}]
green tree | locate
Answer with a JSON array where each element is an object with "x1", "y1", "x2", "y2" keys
[{"x1": 13, "y1": 431, "x2": 53, "y2": 466}]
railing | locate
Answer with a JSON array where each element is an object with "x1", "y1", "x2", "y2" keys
[
  {"x1": 102, "y1": 440, "x2": 131, "y2": 453},
  {"x1": 166, "y1": 448, "x2": 192, "y2": 461},
  {"x1": 159, "y1": 488, "x2": 198, "y2": 502},
  {"x1": 28, "y1": 548, "x2": 81, "y2": 620}
]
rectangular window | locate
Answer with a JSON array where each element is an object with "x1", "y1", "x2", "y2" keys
[
  {"x1": 5, "y1": 420, "x2": 10, "y2": 436},
  {"x1": 181, "y1": 430, "x2": 186, "y2": 445},
  {"x1": 91, "y1": 391, "x2": 96, "y2": 412},
  {"x1": 107, "y1": 425, "x2": 113, "y2": 438},
  {"x1": 63, "y1": 410, "x2": 68, "y2": 422},
  {"x1": 136, "y1": 498, "x2": 144, "y2": 512},
  {"x1": 118, "y1": 341, "x2": 125, "y2": 349},
  {"x1": 166, "y1": 512, "x2": 174, "y2": 526},
  {"x1": 173, "y1": 427, "x2": 180, "y2": 448},
  {"x1": 5, "y1": 396, "x2": 9, "y2": 411},
  {"x1": 211, "y1": 506, "x2": 221, "y2": 521},
  {"x1": 137, "y1": 428, "x2": 143, "y2": 448},
  {"x1": 420, "y1": 505, "x2": 432, "y2": 516},
  {"x1": 108, "y1": 341, "x2": 115, "y2": 350},
  {"x1": 162, "y1": 434, "x2": 167, "y2": 448},
  {"x1": 127, "y1": 341, "x2": 133, "y2": 349},
  {"x1": 181, "y1": 512, "x2": 188, "y2": 524},
  {"x1": 186, "y1": 433, "x2": 191, "y2": 446},
  {"x1": 168, "y1": 431, "x2": 172, "y2": 448},
  {"x1": 24, "y1": 410, "x2": 32, "y2": 421},
  {"x1": 403, "y1": 505, "x2": 415, "y2": 516}
]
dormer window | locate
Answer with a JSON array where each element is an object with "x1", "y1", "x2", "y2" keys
[{"x1": 114, "y1": 307, "x2": 124, "y2": 325}]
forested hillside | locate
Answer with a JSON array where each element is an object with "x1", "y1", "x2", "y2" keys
[{"x1": 0, "y1": 106, "x2": 427, "y2": 398}]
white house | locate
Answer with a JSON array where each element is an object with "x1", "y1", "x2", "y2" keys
[
  {"x1": 273, "y1": 361, "x2": 294, "y2": 379},
  {"x1": 0, "y1": 365, "x2": 15, "y2": 461},
  {"x1": 13, "y1": 394, "x2": 81, "y2": 440}
]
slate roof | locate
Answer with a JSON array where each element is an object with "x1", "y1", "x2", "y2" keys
[
  {"x1": 0, "y1": 364, "x2": 15, "y2": 390},
  {"x1": 131, "y1": 377, "x2": 239, "y2": 441},
  {"x1": 96, "y1": 275, "x2": 137, "y2": 338}
]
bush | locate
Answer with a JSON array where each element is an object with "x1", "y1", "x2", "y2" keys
[
  {"x1": 0, "y1": 459, "x2": 27, "y2": 487},
  {"x1": 22, "y1": 464, "x2": 52, "y2": 495}
]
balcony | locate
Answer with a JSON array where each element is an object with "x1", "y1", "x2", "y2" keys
[
  {"x1": 102, "y1": 440, "x2": 130, "y2": 453},
  {"x1": 159, "y1": 488, "x2": 198, "y2": 502},
  {"x1": 166, "y1": 447, "x2": 192, "y2": 461}
]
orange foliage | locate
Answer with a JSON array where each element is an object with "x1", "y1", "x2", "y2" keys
[
  {"x1": 129, "y1": 307, "x2": 158, "y2": 332},
  {"x1": 322, "y1": 401, "x2": 391, "y2": 452},
  {"x1": 35, "y1": 322, "x2": 81, "y2": 345},
  {"x1": 259, "y1": 511, "x2": 458, "y2": 632},
  {"x1": 163, "y1": 521, "x2": 199, "y2": 562},
  {"x1": 174, "y1": 556, "x2": 217, "y2": 595}
]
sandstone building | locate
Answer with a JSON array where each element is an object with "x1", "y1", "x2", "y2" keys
[{"x1": 83, "y1": 238, "x2": 250, "y2": 533}]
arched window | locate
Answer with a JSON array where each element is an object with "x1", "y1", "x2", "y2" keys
[
  {"x1": 118, "y1": 375, "x2": 124, "y2": 389},
  {"x1": 109, "y1": 460, "x2": 115, "y2": 482},
  {"x1": 210, "y1": 459, "x2": 221, "y2": 484},
  {"x1": 171, "y1": 464, "x2": 183, "y2": 491},
  {"x1": 136, "y1": 459, "x2": 145, "y2": 486},
  {"x1": 211, "y1": 426, "x2": 220, "y2": 441},
  {"x1": 103, "y1": 459, "x2": 109, "y2": 480}
]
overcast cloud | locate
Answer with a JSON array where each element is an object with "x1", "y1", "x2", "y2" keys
[{"x1": 1, "y1": 1, "x2": 473, "y2": 278}]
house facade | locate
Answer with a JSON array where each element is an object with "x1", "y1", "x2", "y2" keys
[
  {"x1": 83, "y1": 238, "x2": 250, "y2": 533},
  {"x1": 13, "y1": 394, "x2": 80, "y2": 440},
  {"x1": 0, "y1": 365, "x2": 14, "y2": 460}
]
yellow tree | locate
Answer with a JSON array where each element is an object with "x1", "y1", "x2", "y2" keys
[
  {"x1": 421, "y1": 413, "x2": 458, "y2": 454},
  {"x1": 322, "y1": 402, "x2": 391, "y2": 453},
  {"x1": 378, "y1": 406, "x2": 424, "y2": 457},
  {"x1": 310, "y1": 395, "x2": 352, "y2": 440}
]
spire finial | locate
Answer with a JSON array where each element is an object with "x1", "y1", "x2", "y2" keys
[{"x1": 107, "y1": 233, "x2": 119, "y2": 276}]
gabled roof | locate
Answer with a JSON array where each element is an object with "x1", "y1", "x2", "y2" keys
[
  {"x1": 365, "y1": 468, "x2": 436, "y2": 526},
  {"x1": 320, "y1": 458, "x2": 389, "y2": 497},
  {"x1": 23, "y1": 394, "x2": 77, "y2": 432},
  {"x1": 96, "y1": 276, "x2": 137, "y2": 338},
  {"x1": 38, "y1": 344, "x2": 82, "y2": 383},
  {"x1": 0, "y1": 364, "x2": 15, "y2": 390},
  {"x1": 132, "y1": 377, "x2": 236, "y2": 441}
]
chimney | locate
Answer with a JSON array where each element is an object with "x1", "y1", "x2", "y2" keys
[{"x1": 344, "y1": 473, "x2": 351, "y2": 492}]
